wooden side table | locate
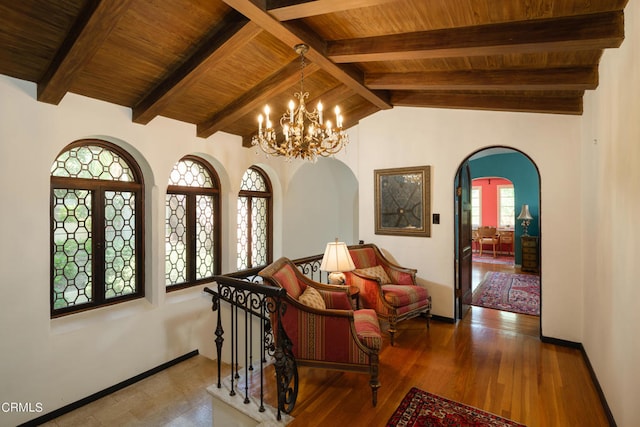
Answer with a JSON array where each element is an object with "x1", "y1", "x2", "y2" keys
[
  {"x1": 348, "y1": 286, "x2": 360, "y2": 309},
  {"x1": 521, "y1": 236, "x2": 539, "y2": 273}
]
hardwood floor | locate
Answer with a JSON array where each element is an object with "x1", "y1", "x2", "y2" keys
[{"x1": 42, "y1": 261, "x2": 609, "y2": 427}]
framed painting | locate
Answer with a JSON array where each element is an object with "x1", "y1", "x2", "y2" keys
[{"x1": 374, "y1": 166, "x2": 431, "y2": 237}]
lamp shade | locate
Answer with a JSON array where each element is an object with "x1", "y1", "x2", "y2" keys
[
  {"x1": 516, "y1": 204, "x2": 533, "y2": 220},
  {"x1": 320, "y1": 240, "x2": 355, "y2": 273}
]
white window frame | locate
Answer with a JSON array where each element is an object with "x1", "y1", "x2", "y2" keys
[
  {"x1": 471, "y1": 186, "x2": 482, "y2": 228},
  {"x1": 497, "y1": 184, "x2": 515, "y2": 228}
]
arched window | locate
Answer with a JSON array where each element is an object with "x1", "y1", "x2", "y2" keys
[
  {"x1": 166, "y1": 156, "x2": 221, "y2": 289},
  {"x1": 50, "y1": 140, "x2": 144, "y2": 317},
  {"x1": 237, "y1": 166, "x2": 272, "y2": 270}
]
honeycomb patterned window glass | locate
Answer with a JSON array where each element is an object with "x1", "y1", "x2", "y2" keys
[
  {"x1": 51, "y1": 144, "x2": 135, "y2": 181},
  {"x1": 237, "y1": 167, "x2": 272, "y2": 270},
  {"x1": 196, "y1": 195, "x2": 215, "y2": 279},
  {"x1": 251, "y1": 198, "x2": 268, "y2": 267},
  {"x1": 166, "y1": 194, "x2": 188, "y2": 285},
  {"x1": 52, "y1": 189, "x2": 93, "y2": 310},
  {"x1": 237, "y1": 197, "x2": 249, "y2": 270},
  {"x1": 166, "y1": 157, "x2": 220, "y2": 288},
  {"x1": 104, "y1": 191, "x2": 136, "y2": 299},
  {"x1": 50, "y1": 140, "x2": 143, "y2": 317}
]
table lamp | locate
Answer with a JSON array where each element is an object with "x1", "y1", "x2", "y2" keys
[
  {"x1": 517, "y1": 204, "x2": 534, "y2": 236},
  {"x1": 320, "y1": 238, "x2": 356, "y2": 284}
]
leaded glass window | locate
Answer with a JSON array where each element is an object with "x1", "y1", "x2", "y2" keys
[
  {"x1": 50, "y1": 140, "x2": 144, "y2": 317},
  {"x1": 237, "y1": 167, "x2": 272, "y2": 270},
  {"x1": 166, "y1": 156, "x2": 220, "y2": 289}
]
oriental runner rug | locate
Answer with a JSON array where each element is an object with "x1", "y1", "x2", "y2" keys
[
  {"x1": 472, "y1": 271, "x2": 540, "y2": 316},
  {"x1": 386, "y1": 387, "x2": 525, "y2": 427}
]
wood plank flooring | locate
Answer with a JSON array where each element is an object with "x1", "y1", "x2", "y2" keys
[{"x1": 42, "y1": 260, "x2": 609, "y2": 427}]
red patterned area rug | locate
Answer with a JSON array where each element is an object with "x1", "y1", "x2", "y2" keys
[
  {"x1": 472, "y1": 271, "x2": 540, "y2": 316},
  {"x1": 472, "y1": 254, "x2": 514, "y2": 265},
  {"x1": 386, "y1": 387, "x2": 525, "y2": 427}
]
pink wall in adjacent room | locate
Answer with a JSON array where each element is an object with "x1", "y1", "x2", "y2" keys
[{"x1": 473, "y1": 177, "x2": 511, "y2": 227}]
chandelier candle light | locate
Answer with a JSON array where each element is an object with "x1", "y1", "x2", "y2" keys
[{"x1": 252, "y1": 44, "x2": 349, "y2": 161}]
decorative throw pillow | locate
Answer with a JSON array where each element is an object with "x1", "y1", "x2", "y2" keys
[
  {"x1": 354, "y1": 265, "x2": 391, "y2": 284},
  {"x1": 297, "y1": 286, "x2": 326, "y2": 310}
]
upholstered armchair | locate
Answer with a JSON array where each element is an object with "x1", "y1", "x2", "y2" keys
[
  {"x1": 259, "y1": 257, "x2": 382, "y2": 406},
  {"x1": 344, "y1": 244, "x2": 431, "y2": 346}
]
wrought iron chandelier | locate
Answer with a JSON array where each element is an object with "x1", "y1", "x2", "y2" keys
[{"x1": 252, "y1": 44, "x2": 349, "y2": 161}]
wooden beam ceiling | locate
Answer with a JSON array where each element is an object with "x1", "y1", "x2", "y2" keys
[
  {"x1": 133, "y1": 13, "x2": 260, "y2": 125},
  {"x1": 365, "y1": 67, "x2": 599, "y2": 91},
  {"x1": 391, "y1": 91, "x2": 584, "y2": 115},
  {"x1": 37, "y1": 0, "x2": 134, "y2": 104},
  {"x1": 265, "y1": 0, "x2": 398, "y2": 21},
  {"x1": 1, "y1": 0, "x2": 627, "y2": 142},
  {"x1": 221, "y1": 0, "x2": 392, "y2": 110},
  {"x1": 198, "y1": 60, "x2": 321, "y2": 138},
  {"x1": 327, "y1": 11, "x2": 625, "y2": 63}
]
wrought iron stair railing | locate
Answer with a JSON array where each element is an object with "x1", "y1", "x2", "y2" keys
[{"x1": 203, "y1": 254, "x2": 328, "y2": 420}]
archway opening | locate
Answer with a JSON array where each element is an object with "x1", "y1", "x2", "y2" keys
[{"x1": 455, "y1": 146, "x2": 541, "y2": 333}]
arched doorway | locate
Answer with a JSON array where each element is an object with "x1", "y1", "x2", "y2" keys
[{"x1": 455, "y1": 147, "x2": 541, "y2": 330}]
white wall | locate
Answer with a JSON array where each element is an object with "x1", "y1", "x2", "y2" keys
[
  {"x1": 283, "y1": 158, "x2": 359, "y2": 258},
  {"x1": 0, "y1": 76, "x2": 298, "y2": 426},
  {"x1": 581, "y1": 1, "x2": 640, "y2": 426},
  {"x1": 344, "y1": 107, "x2": 583, "y2": 342}
]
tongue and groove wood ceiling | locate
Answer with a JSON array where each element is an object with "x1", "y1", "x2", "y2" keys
[{"x1": 0, "y1": 0, "x2": 628, "y2": 144}]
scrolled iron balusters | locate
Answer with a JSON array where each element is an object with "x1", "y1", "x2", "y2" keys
[
  {"x1": 273, "y1": 301, "x2": 298, "y2": 419},
  {"x1": 204, "y1": 278, "x2": 299, "y2": 420},
  {"x1": 210, "y1": 292, "x2": 225, "y2": 389},
  {"x1": 297, "y1": 259, "x2": 322, "y2": 282}
]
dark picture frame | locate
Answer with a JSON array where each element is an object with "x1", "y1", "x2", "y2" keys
[{"x1": 374, "y1": 165, "x2": 431, "y2": 237}]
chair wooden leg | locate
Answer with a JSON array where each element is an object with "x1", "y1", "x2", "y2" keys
[
  {"x1": 388, "y1": 317, "x2": 397, "y2": 346},
  {"x1": 369, "y1": 353, "x2": 380, "y2": 407},
  {"x1": 424, "y1": 297, "x2": 432, "y2": 330}
]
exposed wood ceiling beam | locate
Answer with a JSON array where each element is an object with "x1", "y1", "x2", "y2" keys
[
  {"x1": 341, "y1": 101, "x2": 380, "y2": 129},
  {"x1": 365, "y1": 67, "x2": 598, "y2": 91},
  {"x1": 266, "y1": 0, "x2": 398, "y2": 21},
  {"x1": 37, "y1": 0, "x2": 133, "y2": 104},
  {"x1": 327, "y1": 11, "x2": 625, "y2": 63},
  {"x1": 133, "y1": 14, "x2": 260, "y2": 125},
  {"x1": 391, "y1": 91, "x2": 583, "y2": 115},
  {"x1": 306, "y1": 84, "x2": 354, "y2": 112},
  {"x1": 222, "y1": 0, "x2": 392, "y2": 110},
  {"x1": 197, "y1": 60, "x2": 320, "y2": 138}
]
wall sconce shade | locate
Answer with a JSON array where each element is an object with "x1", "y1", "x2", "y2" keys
[{"x1": 320, "y1": 239, "x2": 355, "y2": 284}]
